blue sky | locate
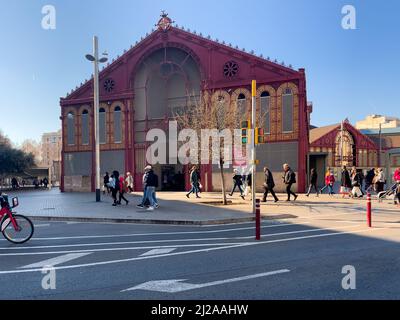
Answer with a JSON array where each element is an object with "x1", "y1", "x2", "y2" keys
[{"x1": 0, "y1": 0, "x2": 399, "y2": 145}]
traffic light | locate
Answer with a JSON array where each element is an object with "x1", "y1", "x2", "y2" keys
[
  {"x1": 255, "y1": 128, "x2": 265, "y2": 145},
  {"x1": 241, "y1": 121, "x2": 250, "y2": 145}
]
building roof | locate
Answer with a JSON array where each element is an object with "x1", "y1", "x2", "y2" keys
[
  {"x1": 360, "y1": 127, "x2": 400, "y2": 135},
  {"x1": 309, "y1": 124, "x2": 340, "y2": 143},
  {"x1": 62, "y1": 12, "x2": 301, "y2": 100},
  {"x1": 367, "y1": 135, "x2": 400, "y2": 149}
]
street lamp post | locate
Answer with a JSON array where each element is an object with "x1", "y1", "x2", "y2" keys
[{"x1": 86, "y1": 36, "x2": 108, "y2": 202}]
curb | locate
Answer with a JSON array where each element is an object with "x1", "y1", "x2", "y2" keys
[
  {"x1": 25, "y1": 214, "x2": 297, "y2": 226},
  {"x1": 26, "y1": 215, "x2": 255, "y2": 226}
]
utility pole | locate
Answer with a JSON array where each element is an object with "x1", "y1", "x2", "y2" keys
[
  {"x1": 251, "y1": 80, "x2": 257, "y2": 215},
  {"x1": 86, "y1": 36, "x2": 108, "y2": 202},
  {"x1": 378, "y1": 123, "x2": 382, "y2": 167}
]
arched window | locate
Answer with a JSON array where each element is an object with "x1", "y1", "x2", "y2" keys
[
  {"x1": 282, "y1": 88, "x2": 293, "y2": 133},
  {"x1": 237, "y1": 93, "x2": 247, "y2": 117},
  {"x1": 99, "y1": 108, "x2": 106, "y2": 144},
  {"x1": 67, "y1": 112, "x2": 75, "y2": 145},
  {"x1": 114, "y1": 106, "x2": 122, "y2": 143},
  {"x1": 81, "y1": 110, "x2": 89, "y2": 145},
  {"x1": 260, "y1": 91, "x2": 271, "y2": 134}
]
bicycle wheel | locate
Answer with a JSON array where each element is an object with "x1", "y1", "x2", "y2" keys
[{"x1": 1, "y1": 214, "x2": 34, "y2": 244}]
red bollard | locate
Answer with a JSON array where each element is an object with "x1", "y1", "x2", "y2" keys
[
  {"x1": 255, "y1": 199, "x2": 261, "y2": 240},
  {"x1": 367, "y1": 192, "x2": 372, "y2": 228}
]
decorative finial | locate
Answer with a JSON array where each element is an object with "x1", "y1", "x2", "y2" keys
[{"x1": 156, "y1": 11, "x2": 174, "y2": 31}]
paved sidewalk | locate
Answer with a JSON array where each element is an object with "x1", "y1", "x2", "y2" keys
[{"x1": 6, "y1": 189, "x2": 399, "y2": 225}]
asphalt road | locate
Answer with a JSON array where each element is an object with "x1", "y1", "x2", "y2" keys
[{"x1": 0, "y1": 212, "x2": 399, "y2": 300}]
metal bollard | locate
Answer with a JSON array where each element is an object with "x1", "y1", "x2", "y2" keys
[
  {"x1": 255, "y1": 199, "x2": 261, "y2": 240},
  {"x1": 367, "y1": 192, "x2": 372, "y2": 228}
]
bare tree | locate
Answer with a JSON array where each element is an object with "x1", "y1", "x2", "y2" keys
[{"x1": 176, "y1": 90, "x2": 256, "y2": 205}]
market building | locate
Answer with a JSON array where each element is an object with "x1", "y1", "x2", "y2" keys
[{"x1": 60, "y1": 13, "x2": 310, "y2": 193}]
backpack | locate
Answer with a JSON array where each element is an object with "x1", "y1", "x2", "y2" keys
[{"x1": 291, "y1": 171, "x2": 296, "y2": 184}]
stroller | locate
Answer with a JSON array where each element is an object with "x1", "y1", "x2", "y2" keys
[{"x1": 377, "y1": 183, "x2": 398, "y2": 202}]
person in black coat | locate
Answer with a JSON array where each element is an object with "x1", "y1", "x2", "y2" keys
[
  {"x1": 229, "y1": 169, "x2": 245, "y2": 200},
  {"x1": 341, "y1": 165, "x2": 352, "y2": 197},
  {"x1": 262, "y1": 167, "x2": 279, "y2": 202},
  {"x1": 306, "y1": 168, "x2": 319, "y2": 197}
]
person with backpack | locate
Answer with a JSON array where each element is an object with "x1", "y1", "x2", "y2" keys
[
  {"x1": 283, "y1": 163, "x2": 298, "y2": 201},
  {"x1": 108, "y1": 171, "x2": 120, "y2": 206},
  {"x1": 306, "y1": 168, "x2": 319, "y2": 197}
]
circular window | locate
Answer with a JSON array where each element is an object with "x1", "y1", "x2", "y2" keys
[
  {"x1": 104, "y1": 78, "x2": 115, "y2": 93},
  {"x1": 223, "y1": 61, "x2": 239, "y2": 78}
]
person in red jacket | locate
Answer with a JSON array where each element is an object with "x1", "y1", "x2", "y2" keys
[{"x1": 394, "y1": 167, "x2": 400, "y2": 206}]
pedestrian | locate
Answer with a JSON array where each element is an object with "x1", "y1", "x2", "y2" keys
[
  {"x1": 229, "y1": 169, "x2": 245, "y2": 200},
  {"x1": 43, "y1": 177, "x2": 49, "y2": 189},
  {"x1": 327, "y1": 170, "x2": 335, "y2": 196},
  {"x1": 350, "y1": 167, "x2": 363, "y2": 198},
  {"x1": 108, "y1": 172, "x2": 120, "y2": 206},
  {"x1": 365, "y1": 168, "x2": 375, "y2": 192},
  {"x1": 306, "y1": 168, "x2": 319, "y2": 197},
  {"x1": 340, "y1": 166, "x2": 352, "y2": 198},
  {"x1": 125, "y1": 172, "x2": 134, "y2": 193},
  {"x1": 137, "y1": 165, "x2": 159, "y2": 210},
  {"x1": 118, "y1": 174, "x2": 129, "y2": 205},
  {"x1": 103, "y1": 172, "x2": 110, "y2": 195},
  {"x1": 282, "y1": 163, "x2": 298, "y2": 201},
  {"x1": 393, "y1": 167, "x2": 400, "y2": 206},
  {"x1": 244, "y1": 173, "x2": 252, "y2": 198},
  {"x1": 186, "y1": 165, "x2": 201, "y2": 198},
  {"x1": 320, "y1": 168, "x2": 331, "y2": 194},
  {"x1": 262, "y1": 167, "x2": 279, "y2": 203},
  {"x1": 375, "y1": 168, "x2": 386, "y2": 193}
]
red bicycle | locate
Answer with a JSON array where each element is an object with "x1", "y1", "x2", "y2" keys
[{"x1": 0, "y1": 192, "x2": 34, "y2": 244}]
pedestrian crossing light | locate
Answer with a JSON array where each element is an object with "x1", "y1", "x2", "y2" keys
[
  {"x1": 241, "y1": 120, "x2": 250, "y2": 145},
  {"x1": 255, "y1": 128, "x2": 265, "y2": 145}
]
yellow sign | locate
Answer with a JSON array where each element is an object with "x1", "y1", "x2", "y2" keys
[{"x1": 252, "y1": 80, "x2": 256, "y2": 97}]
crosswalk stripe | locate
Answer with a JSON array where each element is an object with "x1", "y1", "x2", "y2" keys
[
  {"x1": 20, "y1": 252, "x2": 92, "y2": 269},
  {"x1": 140, "y1": 248, "x2": 176, "y2": 256}
]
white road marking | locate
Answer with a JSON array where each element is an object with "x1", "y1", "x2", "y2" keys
[
  {"x1": 140, "y1": 248, "x2": 176, "y2": 257},
  {"x1": 0, "y1": 224, "x2": 360, "y2": 250},
  {"x1": 122, "y1": 269, "x2": 290, "y2": 293},
  {"x1": 0, "y1": 227, "x2": 385, "y2": 275},
  {"x1": 34, "y1": 224, "x2": 51, "y2": 228},
  {"x1": 20, "y1": 252, "x2": 92, "y2": 269},
  {"x1": 26, "y1": 222, "x2": 306, "y2": 241},
  {"x1": 0, "y1": 243, "x2": 246, "y2": 257}
]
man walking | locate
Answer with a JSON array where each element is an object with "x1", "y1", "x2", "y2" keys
[
  {"x1": 283, "y1": 163, "x2": 298, "y2": 201},
  {"x1": 137, "y1": 166, "x2": 159, "y2": 210},
  {"x1": 229, "y1": 169, "x2": 245, "y2": 200},
  {"x1": 262, "y1": 167, "x2": 279, "y2": 203},
  {"x1": 186, "y1": 166, "x2": 201, "y2": 198}
]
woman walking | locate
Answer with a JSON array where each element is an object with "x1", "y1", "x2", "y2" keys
[
  {"x1": 118, "y1": 174, "x2": 129, "y2": 205},
  {"x1": 186, "y1": 166, "x2": 201, "y2": 199},
  {"x1": 393, "y1": 167, "x2": 400, "y2": 206},
  {"x1": 340, "y1": 166, "x2": 352, "y2": 198},
  {"x1": 125, "y1": 172, "x2": 134, "y2": 193},
  {"x1": 375, "y1": 168, "x2": 386, "y2": 193},
  {"x1": 350, "y1": 167, "x2": 363, "y2": 198}
]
